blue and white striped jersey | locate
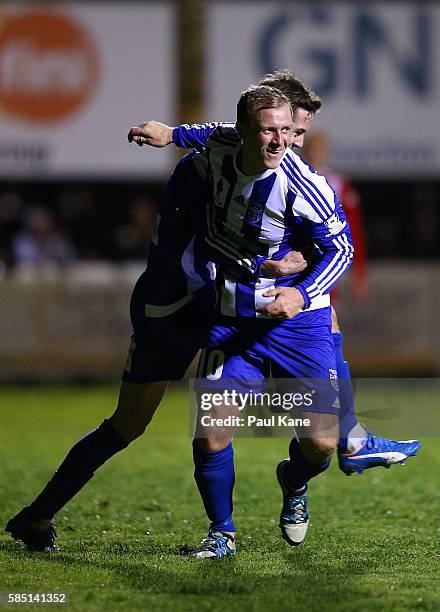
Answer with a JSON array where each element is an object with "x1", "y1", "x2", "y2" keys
[{"x1": 173, "y1": 123, "x2": 354, "y2": 318}]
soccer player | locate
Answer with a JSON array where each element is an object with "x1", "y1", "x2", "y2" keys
[
  {"x1": 4, "y1": 152, "x2": 217, "y2": 552},
  {"x1": 4, "y1": 71, "x2": 322, "y2": 554},
  {"x1": 176, "y1": 84, "x2": 354, "y2": 556},
  {"x1": 133, "y1": 69, "x2": 420, "y2": 476},
  {"x1": 135, "y1": 83, "x2": 420, "y2": 557}
]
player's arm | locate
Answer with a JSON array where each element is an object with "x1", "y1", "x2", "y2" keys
[
  {"x1": 259, "y1": 169, "x2": 353, "y2": 320},
  {"x1": 128, "y1": 121, "x2": 174, "y2": 147},
  {"x1": 128, "y1": 121, "x2": 236, "y2": 150},
  {"x1": 293, "y1": 203, "x2": 353, "y2": 310},
  {"x1": 260, "y1": 250, "x2": 308, "y2": 277},
  {"x1": 172, "y1": 122, "x2": 236, "y2": 149},
  {"x1": 260, "y1": 212, "x2": 353, "y2": 319}
]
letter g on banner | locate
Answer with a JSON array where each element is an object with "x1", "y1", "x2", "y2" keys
[
  {"x1": 255, "y1": 3, "x2": 433, "y2": 99},
  {"x1": 256, "y1": 4, "x2": 337, "y2": 97}
]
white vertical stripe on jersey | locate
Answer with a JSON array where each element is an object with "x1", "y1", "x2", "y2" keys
[
  {"x1": 180, "y1": 235, "x2": 216, "y2": 294},
  {"x1": 221, "y1": 275, "x2": 238, "y2": 316}
]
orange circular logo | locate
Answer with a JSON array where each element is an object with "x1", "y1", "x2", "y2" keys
[{"x1": 0, "y1": 9, "x2": 99, "y2": 124}]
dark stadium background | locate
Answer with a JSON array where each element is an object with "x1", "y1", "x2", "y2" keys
[
  {"x1": 2, "y1": 178, "x2": 439, "y2": 264},
  {"x1": 1, "y1": 0, "x2": 439, "y2": 378}
]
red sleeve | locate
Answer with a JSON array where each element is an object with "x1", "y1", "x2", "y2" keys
[{"x1": 340, "y1": 177, "x2": 367, "y2": 299}]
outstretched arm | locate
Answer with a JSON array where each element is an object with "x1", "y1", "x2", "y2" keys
[
  {"x1": 128, "y1": 121, "x2": 174, "y2": 147},
  {"x1": 128, "y1": 121, "x2": 235, "y2": 150}
]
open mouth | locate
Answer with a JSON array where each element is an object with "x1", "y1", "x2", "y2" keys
[{"x1": 266, "y1": 149, "x2": 281, "y2": 158}]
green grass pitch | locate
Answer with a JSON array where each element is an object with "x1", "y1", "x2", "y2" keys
[{"x1": 0, "y1": 384, "x2": 439, "y2": 611}]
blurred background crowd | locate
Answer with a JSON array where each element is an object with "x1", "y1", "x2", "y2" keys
[
  {"x1": 0, "y1": 175, "x2": 438, "y2": 275},
  {"x1": 0, "y1": 185, "x2": 159, "y2": 272}
]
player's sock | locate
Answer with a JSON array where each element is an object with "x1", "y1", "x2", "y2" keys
[
  {"x1": 26, "y1": 419, "x2": 128, "y2": 521},
  {"x1": 285, "y1": 437, "x2": 331, "y2": 492},
  {"x1": 192, "y1": 440, "x2": 235, "y2": 533},
  {"x1": 333, "y1": 331, "x2": 365, "y2": 452}
]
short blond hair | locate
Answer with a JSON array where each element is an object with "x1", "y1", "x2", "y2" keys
[{"x1": 236, "y1": 84, "x2": 292, "y2": 128}]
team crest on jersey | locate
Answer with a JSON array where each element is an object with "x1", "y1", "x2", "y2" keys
[
  {"x1": 329, "y1": 368, "x2": 340, "y2": 409},
  {"x1": 245, "y1": 200, "x2": 265, "y2": 225},
  {"x1": 324, "y1": 212, "x2": 346, "y2": 237},
  {"x1": 329, "y1": 368, "x2": 339, "y2": 391}
]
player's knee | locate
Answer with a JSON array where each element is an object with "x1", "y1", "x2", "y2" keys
[
  {"x1": 301, "y1": 436, "x2": 337, "y2": 463},
  {"x1": 193, "y1": 437, "x2": 231, "y2": 453},
  {"x1": 108, "y1": 415, "x2": 147, "y2": 443}
]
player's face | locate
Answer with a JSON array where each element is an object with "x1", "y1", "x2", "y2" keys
[
  {"x1": 238, "y1": 103, "x2": 293, "y2": 175},
  {"x1": 290, "y1": 107, "x2": 314, "y2": 149}
]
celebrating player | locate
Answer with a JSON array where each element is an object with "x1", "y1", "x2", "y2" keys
[
  {"x1": 5, "y1": 71, "x2": 324, "y2": 553},
  {"x1": 6, "y1": 72, "x2": 420, "y2": 555},
  {"x1": 170, "y1": 84, "x2": 354, "y2": 556},
  {"x1": 131, "y1": 81, "x2": 420, "y2": 557}
]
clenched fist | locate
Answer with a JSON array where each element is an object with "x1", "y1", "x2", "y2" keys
[{"x1": 128, "y1": 121, "x2": 173, "y2": 148}]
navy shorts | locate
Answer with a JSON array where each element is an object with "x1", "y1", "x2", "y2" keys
[{"x1": 122, "y1": 283, "x2": 216, "y2": 383}]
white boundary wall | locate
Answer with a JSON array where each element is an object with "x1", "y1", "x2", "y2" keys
[{"x1": 0, "y1": 262, "x2": 439, "y2": 380}]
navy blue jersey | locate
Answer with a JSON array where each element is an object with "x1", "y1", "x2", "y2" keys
[{"x1": 137, "y1": 152, "x2": 215, "y2": 313}]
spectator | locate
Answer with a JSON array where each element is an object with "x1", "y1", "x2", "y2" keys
[
  {"x1": 113, "y1": 196, "x2": 157, "y2": 260},
  {"x1": 302, "y1": 130, "x2": 368, "y2": 301},
  {"x1": 12, "y1": 205, "x2": 76, "y2": 267},
  {"x1": 56, "y1": 188, "x2": 107, "y2": 259}
]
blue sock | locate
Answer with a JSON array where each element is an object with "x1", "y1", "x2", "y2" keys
[
  {"x1": 28, "y1": 419, "x2": 128, "y2": 520},
  {"x1": 286, "y1": 438, "x2": 331, "y2": 492},
  {"x1": 333, "y1": 331, "x2": 359, "y2": 448},
  {"x1": 193, "y1": 441, "x2": 235, "y2": 533}
]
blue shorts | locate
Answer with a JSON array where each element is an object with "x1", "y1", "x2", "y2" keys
[
  {"x1": 122, "y1": 283, "x2": 216, "y2": 383},
  {"x1": 196, "y1": 307, "x2": 338, "y2": 414}
]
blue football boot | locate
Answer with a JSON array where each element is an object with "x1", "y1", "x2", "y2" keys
[
  {"x1": 338, "y1": 434, "x2": 421, "y2": 475},
  {"x1": 192, "y1": 529, "x2": 236, "y2": 559}
]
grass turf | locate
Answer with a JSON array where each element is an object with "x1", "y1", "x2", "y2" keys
[{"x1": 0, "y1": 384, "x2": 439, "y2": 611}]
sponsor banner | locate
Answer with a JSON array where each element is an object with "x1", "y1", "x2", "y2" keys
[
  {"x1": 208, "y1": 2, "x2": 440, "y2": 178},
  {"x1": 0, "y1": 1, "x2": 174, "y2": 178},
  {"x1": 0, "y1": 263, "x2": 439, "y2": 380}
]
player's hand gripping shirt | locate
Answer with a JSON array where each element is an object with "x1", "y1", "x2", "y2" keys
[{"x1": 174, "y1": 123, "x2": 354, "y2": 318}]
